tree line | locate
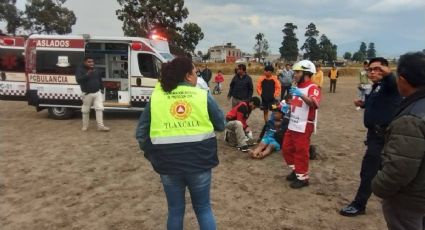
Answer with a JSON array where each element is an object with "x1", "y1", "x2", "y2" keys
[
  {"x1": 1, "y1": 1, "x2": 379, "y2": 60},
  {"x1": 278, "y1": 22, "x2": 338, "y2": 63},
  {"x1": 343, "y1": 42, "x2": 376, "y2": 62},
  {"x1": 0, "y1": 0, "x2": 204, "y2": 56}
]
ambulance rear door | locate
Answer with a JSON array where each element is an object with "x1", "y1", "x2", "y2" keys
[{"x1": 0, "y1": 36, "x2": 26, "y2": 101}]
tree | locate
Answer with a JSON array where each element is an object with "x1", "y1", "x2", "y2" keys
[
  {"x1": 0, "y1": 0, "x2": 23, "y2": 35},
  {"x1": 352, "y1": 42, "x2": 367, "y2": 62},
  {"x1": 202, "y1": 51, "x2": 210, "y2": 61},
  {"x1": 343, "y1": 52, "x2": 352, "y2": 60},
  {"x1": 253, "y1": 33, "x2": 270, "y2": 61},
  {"x1": 367, "y1": 42, "x2": 376, "y2": 59},
  {"x1": 318, "y1": 34, "x2": 337, "y2": 63},
  {"x1": 116, "y1": 0, "x2": 203, "y2": 56},
  {"x1": 301, "y1": 23, "x2": 320, "y2": 61},
  {"x1": 180, "y1": 22, "x2": 204, "y2": 54},
  {"x1": 25, "y1": 0, "x2": 76, "y2": 34},
  {"x1": 279, "y1": 23, "x2": 299, "y2": 62}
]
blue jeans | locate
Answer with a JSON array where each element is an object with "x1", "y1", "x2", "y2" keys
[{"x1": 160, "y1": 170, "x2": 216, "y2": 230}]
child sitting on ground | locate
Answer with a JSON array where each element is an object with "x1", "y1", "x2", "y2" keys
[{"x1": 249, "y1": 109, "x2": 288, "y2": 159}]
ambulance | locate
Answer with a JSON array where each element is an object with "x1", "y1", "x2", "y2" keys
[
  {"x1": 0, "y1": 36, "x2": 26, "y2": 101},
  {"x1": 22, "y1": 34, "x2": 173, "y2": 119}
]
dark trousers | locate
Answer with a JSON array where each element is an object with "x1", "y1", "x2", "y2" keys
[
  {"x1": 382, "y1": 199, "x2": 425, "y2": 230},
  {"x1": 280, "y1": 85, "x2": 291, "y2": 100},
  {"x1": 353, "y1": 130, "x2": 384, "y2": 209},
  {"x1": 330, "y1": 79, "x2": 337, "y2": 93}
]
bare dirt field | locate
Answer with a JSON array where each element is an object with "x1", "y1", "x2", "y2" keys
[{"x1": 0, "y1": 75, "x2": 387, "y2": 230}]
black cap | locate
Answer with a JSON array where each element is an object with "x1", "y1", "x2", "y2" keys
[{"x1": 264, "y1": 65, "x2": 274, "y2": 72}]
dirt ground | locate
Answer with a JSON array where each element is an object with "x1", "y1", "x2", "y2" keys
[{"x1": 0, "y1": 75, "x2": 387, "y2": 230}]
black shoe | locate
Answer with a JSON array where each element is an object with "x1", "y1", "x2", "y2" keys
[
  {"x1": 237, "y1": 145, "x2": 249, "y2": 152},
  {"x1": 286, "y1": 171, "x2": 296, "y2": 181},
  {"x1": 339, "y1": 203, "x2": 365, "y2": 217},
  {"x1": 289, "y1": 178, "x2": 309, "y2": 189}
]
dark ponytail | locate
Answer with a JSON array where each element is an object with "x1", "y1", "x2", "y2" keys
[{"x1": 160, "y1": 57, "x2": 194, "y2": 92}]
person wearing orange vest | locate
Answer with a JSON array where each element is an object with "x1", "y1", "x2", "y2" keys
[
  {"x1": 282, "y1": 60, "x2": 321, "y2": 189},
  {"x1": 328, "y1": 66, "x2": 339, "y2": 93},
  {"x1": 312, "y1": 64, "x2": 324, "y2": 89},
  {"x1": 256, "y1": 65, "x2": 281, "y2": 123}
]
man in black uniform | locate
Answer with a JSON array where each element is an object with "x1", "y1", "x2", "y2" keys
[{"x1": 340, "y1": 57, "x2": 402, "y2": 216}]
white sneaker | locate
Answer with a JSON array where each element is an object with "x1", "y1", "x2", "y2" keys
[{"x1": 97, "y1": 126, "x2": 110, "y2": 132}]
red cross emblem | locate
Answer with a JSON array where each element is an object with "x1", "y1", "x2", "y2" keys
[
  {"x1": 291, "y1": 97, "x2": 303, "y2": 112},
  {"x1": 1, "y1": 54, "x2": 17, "y2": 70}
]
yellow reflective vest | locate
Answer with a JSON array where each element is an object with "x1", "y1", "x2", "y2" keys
[{"x1": 150, "y1": 84, "x2": 215, "y2": 144}]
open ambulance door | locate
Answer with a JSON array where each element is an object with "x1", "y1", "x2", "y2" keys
[{"x1": 129, "y1": 48, "x2": 163, "y2": 108}]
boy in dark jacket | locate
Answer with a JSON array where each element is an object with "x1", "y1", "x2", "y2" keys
[{"x1": 372, "y1": 52, "x2": 425, "y2": 230}]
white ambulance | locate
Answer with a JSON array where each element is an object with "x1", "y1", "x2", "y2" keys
[
  {"x1": 0, "y1": 36, "x2": 27, "y2": 101},
  {"x1": 23, "y1": 34, "x2": 173, "y2": 119}
]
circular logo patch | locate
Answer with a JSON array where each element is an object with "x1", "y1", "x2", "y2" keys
[{"x1": 170, "y1": 100, "x2": 192, "y2": 120}]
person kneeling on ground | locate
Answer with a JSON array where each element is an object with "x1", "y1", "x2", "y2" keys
[
  {"x1": 249, "y1": 108, "x2": 288, "y2": 159},
  {"x1": 224, "y1": 96, "x2": 261, "y2": 152}
]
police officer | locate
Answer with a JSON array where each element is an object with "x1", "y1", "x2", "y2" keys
[
  {"x1": 340, "y1": 57, "x2": 402, "y2": 216},
  {"x1": 136, "y1": 57, "x2": 225, "y2": 229}
]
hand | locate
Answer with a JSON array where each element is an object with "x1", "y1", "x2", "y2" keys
[
  {"x1": 281, "y1": 104, "x2": 290, "y2": 114},
  {"x1": 354, "y1": 100, "x2": 364, "y2": 107},
  {"x1": 379, "y1": 65, "x2": 392, "y2": 76},
  {"x1": 290, "y1": 87, "x2": 303, "y2": 97}
]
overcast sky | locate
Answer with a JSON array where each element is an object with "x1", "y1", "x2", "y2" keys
[{"x1": 6, "y1": 0, "x2": 425, "y2": 57}]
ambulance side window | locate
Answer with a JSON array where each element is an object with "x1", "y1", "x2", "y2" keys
[
  {"x1": 0, "y1": 48, "x2": 25, "y2": 72},
  {"x1": 36, "y1": 51, "x2": 84, "y2": 75},
  {"x1": 138, "y1": 53, "x2": 161, "y2": 79}
]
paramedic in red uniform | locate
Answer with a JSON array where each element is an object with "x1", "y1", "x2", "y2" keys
[
  {"x1": 76, "y1": 56, "x2": 110, "y2": 132},
  {"x1": 282, "y1": 60, "x2": 320, "y2": 189}
]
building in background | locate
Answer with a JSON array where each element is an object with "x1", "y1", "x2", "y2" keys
[{"x1": 208, "y1": 43, "x2": 242, "y2": 63}]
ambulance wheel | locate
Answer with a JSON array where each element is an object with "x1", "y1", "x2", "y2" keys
[{"x1": 48, "y1": 107, "x2": 74, "y2": 120}]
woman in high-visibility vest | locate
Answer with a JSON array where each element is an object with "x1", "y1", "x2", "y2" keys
[{"x1": 136, "y1": 57, "x2": 225, "y2": 230}]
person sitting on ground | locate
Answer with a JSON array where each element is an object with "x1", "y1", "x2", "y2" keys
[
  {"x1": 224, "y1": 96, "x2": 261, "y2": 152},
  {"x1": 249, "y1": 109, "x2": 288, "y2": 159}
]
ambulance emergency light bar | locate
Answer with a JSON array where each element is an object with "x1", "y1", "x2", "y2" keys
[
  {"x1": 149, "y1": 29, "x2": 167, "y2": 41},
  {"x1": 0, "y1": 38, "x2": 15, "y2": 46}
]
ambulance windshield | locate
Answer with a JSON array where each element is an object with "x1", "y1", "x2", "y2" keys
[
  {"x1": 160, "y1": 52, "x2": 174, "y2": 62},
  {"x1": 0, "y1": 48, "x2": 25, "y2": 72}
]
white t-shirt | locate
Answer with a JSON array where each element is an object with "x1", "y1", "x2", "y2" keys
[{"x1": 196, "y1": 77, "x2": 210, "y2": 91}]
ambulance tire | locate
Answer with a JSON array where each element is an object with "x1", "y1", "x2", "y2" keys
[{"x1": 48, "y1": 107, "x2": 75, "y2": 120}]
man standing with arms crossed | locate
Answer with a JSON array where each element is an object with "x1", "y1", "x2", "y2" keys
[
  {"x1": 76, "y1": 57, "x2": 110, "y2": 132},
  {"x1": 340, "y1": 57, "x2": 401, "y2": 216},
  {"x1": 282, "y1": 60, "x2": 320, "y2": 189}
]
